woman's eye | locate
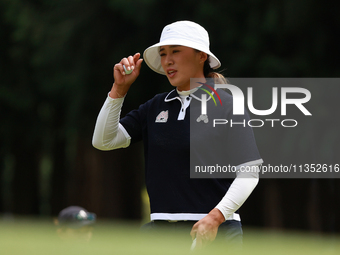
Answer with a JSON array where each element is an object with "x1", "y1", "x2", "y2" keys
[{"x1": 160, "y1": 53, "x2": 166, "y2": 57}]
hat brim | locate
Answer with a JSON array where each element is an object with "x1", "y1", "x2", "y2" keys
[
  {"x1": 143, "y1": 39, "x2": 221, "y2": 75},
  {"x1": 64, "y1": 219, "x2": 95, "y2": 229}
]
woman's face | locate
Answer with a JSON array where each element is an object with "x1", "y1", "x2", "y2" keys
[{"x1": 159, "y1": 45, "x2": 207, "y2": 91}]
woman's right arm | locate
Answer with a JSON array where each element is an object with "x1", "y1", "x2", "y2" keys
[
  {"x1": 92, "y1": 96, "x2": 131, "y2": 150},
  {"x1": 92, "y1": 53, "x2": 143, "y2": 151}
]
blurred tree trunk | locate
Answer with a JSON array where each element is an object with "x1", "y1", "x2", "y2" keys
[
  {"x1": 66, "y1": 138, "x2": 143, "y2": 220},
  {"x1": 0, "y1": 155, "x2": 3, "y2": 213},
  {"x1": 11, "y1": 137, "x2": 40, "y2": 215},
  {"x1": 50, "y1": 138, "x2": 68, "y2": 216},
  {"x1": 319, "y1": 179, "x2": 340, "y2": 233}
]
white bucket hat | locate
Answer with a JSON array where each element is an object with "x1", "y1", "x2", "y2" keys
[{"x1": 143, "y1": 21, "x2": 221, "y2": 75}]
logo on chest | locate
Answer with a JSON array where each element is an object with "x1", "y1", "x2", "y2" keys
[{"x1": 155, "y1": 110, "x2": 168, "y2": 123}]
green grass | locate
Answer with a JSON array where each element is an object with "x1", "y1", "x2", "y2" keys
[{"x1": 0, "y1": 218, "x2": 339, "y2": 255}]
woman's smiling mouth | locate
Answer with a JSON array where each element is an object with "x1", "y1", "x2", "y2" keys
[{"x1": 167, "y1": 69, "x2": 177, "y2": 78}]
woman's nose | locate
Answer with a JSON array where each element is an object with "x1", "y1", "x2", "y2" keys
[{"x1": 165, "y1": 54, "x2": 173, "y2": 66}]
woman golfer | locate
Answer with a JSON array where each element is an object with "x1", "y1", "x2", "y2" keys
[{"x1": 92, "y1": 20, "x2": 263, "y2": 249}]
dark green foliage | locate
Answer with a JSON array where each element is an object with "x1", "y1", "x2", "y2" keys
[{"x1": 0, "y1": 0, "x2": 339, "y2": 232}]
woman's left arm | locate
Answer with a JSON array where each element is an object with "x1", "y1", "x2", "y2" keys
[{"x1": 214, "y1": 165, "x2": 259, "y2": 220}]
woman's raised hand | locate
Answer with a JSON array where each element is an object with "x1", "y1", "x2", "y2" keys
[{"x1": 110, "y1": 53, "x2": 143, "y2": 98}]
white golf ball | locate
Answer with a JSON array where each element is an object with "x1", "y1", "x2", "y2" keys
[{"x1": 123, "y1": 65, "x2": 133, "y2": 75}]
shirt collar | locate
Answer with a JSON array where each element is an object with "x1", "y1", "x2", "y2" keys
[
  {"x1": 164, "y1": 89, "x2": 179, "y2": 102},
  {"x1": 164, "y1": 87, "x2": 200, "y2": 102}
]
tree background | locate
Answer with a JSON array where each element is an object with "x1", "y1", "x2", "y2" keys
[{"x1": 1, "y1": 0, "x2": 339, "y2": 233}]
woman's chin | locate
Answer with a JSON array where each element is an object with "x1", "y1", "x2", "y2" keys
[{"x1": 168, "y1": 80, "x2": 190, "y2": 91}]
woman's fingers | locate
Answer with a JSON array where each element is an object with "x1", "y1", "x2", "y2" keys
[
  {"x1": 190, "y1": 225, "x2": 197, "y2": 240},
  {"x1": 135, "y1": 58, "x2": 143, "y2": 72},
  {"x1": 189, "y1": 215, "x2": 220, "y2": 250},
  {"x1": 124, "y1": 55, "x2": 134, "y2": 73},
  {"x1": 133, "y1": 52, "x2": 141, "y2": 64},
  {"x1": 120, "y1": 53, "x2": 142, "y2": 75},
  {"x1": 120, "y1": 57, "x2": 131, "y2": 74},
  {"x1": 113, "y1": 53, "x2": 143, "y2": 87}
]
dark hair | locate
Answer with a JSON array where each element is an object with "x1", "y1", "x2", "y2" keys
[
  {"x1": 201, "y1": 53, "x2": 228, "y2": 84},
  {"x1": 203, "y1": 59, "x2": 214, "y2": 78}
]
